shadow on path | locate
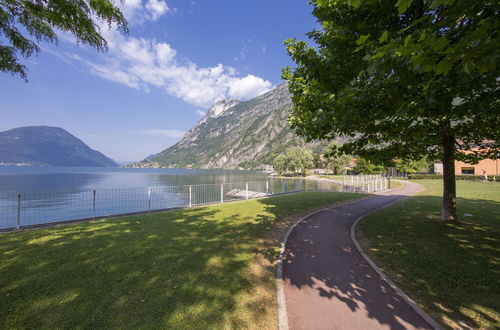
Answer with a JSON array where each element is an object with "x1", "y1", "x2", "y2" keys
[{"x1": 281, "y1": 182, "x2": 433, "y2": 329}]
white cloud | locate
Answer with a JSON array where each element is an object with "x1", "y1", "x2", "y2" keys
[
  {"x1": 134, "y1": 129, "x2": 186, "y2": 138},
  {"x1": 145, "y1": 0, "x2": 169, "y2": 21},
  {"x1": 53, "y1": 0, "x2": 272, "y2": 108},
  {"x1": 118, "y1": 0, "x2": 169, "y2": 24},
  {"x1": 63, "y1": 29, "x2": 272, "y2": 107},
  {"x1": 196, "y1": 110, "x2": 206, "y2": 116},
  {"x1": 228, "y1": 75, "x2": 272, "y2": 100}
]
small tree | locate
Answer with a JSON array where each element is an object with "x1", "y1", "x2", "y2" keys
[
  {"x1": 286, "y1": 147, "x2": 314, "y2": 175},
  {"x1": 392, "y1": 158, "x2": 431, "y2": 174},
  {"x1": 1, "y1": 0, "x2": 128, "y2": 80},
  {"x1": 272, "y1": 154, "x2": 288, "y2": 174},
  {"x1": 313, "y1": 153, "x2": 327, "y2": 169},
  {"x1": 324, "y1": 142, "x2": 352, "y2": 174},
  {"x1": 283, "y1": 0, "x2": 499, "y2": 221},
  {"x1": 352, "y1": 158, "x2": 375, "y2": 174}
]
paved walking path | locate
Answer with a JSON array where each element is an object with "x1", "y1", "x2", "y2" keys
[{"x1": 282, "y1": 181, "x2": 435, "y2": 330}]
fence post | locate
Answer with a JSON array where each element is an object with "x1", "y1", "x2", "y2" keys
[
  {"x1": 189, "y1": 185, "x2": 192, "y2": 207},
  {"x1": 266, "y1": 180, "x2": 269, "y2": 194},
  {"x1": 16, "y1": 193, "x2": 21, "y2": 229},
  {"x1": 92, "y1": 190, "x2": 96, "y2": 219},
  {"x1": 317, "y1": 179, "x2": 320, "y2": 191},
  {"x1": 282, "y1": 182, "x2": 286, "y2": 194},
  {"x1": 148, "y1": 187, "x2": 151, "y2": 213},
  {"x1": 245, "y1": 182, "x2": 249, "y2": 200},
  {"x1": 220, "y1": 184, "x2": 224, "y2": 203}
]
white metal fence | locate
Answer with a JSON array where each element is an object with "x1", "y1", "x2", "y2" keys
[
  {"x1": 342, "y1": 174, "x2": 391, "y2": 193},
  {"x1": 0, "y1": 176, "x2": 390, "y2": 230}
]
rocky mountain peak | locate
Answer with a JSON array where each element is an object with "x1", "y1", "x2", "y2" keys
[
  {"x1": 135, "y1": 83, "x2": 325, "y2": 169},
  {"x1": 206, "y1": 98, "x2": 240, "y2": 118}
]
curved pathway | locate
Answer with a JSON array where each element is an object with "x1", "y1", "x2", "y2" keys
[{"x1": 281, "y1": 181, "x2": 437, "y2": 330}]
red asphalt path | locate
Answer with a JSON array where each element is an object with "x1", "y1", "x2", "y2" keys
[{"x1": 282, "y1": 181, "x2": 434, "y2": 330}]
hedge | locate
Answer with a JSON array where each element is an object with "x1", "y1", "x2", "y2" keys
[{"x1": 407, "y1": 174, "x2": 497, "y2": 182}]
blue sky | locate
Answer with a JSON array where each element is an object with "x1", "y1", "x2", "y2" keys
[{"x1": 0, "y1": 0, "x2": 317, "y2": 163}]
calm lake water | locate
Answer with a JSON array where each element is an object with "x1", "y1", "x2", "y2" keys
[
  {"x1": 0, "y1": 166, "x2": 268, "y2": 193},
  {"x1": 0, "y1": 167, "x2": 319, "y2": 229}
]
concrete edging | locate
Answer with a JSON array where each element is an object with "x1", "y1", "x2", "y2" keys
[
  {"x1": 350, "y1": 183, "x2": 442, "y2": 330},
  {"x1": 275, "y1": 196, "x2": 373, "y2": 330},
  {"x1": 276, "y1": 180, "x2": 442, "y2": 330}
]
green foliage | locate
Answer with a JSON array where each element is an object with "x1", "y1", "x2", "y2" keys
[
  {"x1": 237, "y1": 160, "x2": 255, "y2": 169},
  {"x1": 286, "y1": 147, "x2": 314, "y2": 174},
  {"x1": 282, "y1": 0, "x2": 499, "y2": 220},
  {"x1": 353, "y1": 158, "x2": 385, "y2": 174},
  {"x1": 282, "y1": 0, "x2": 499, "y2": 163},
  {"x1": 272, "y1": 153, "x2": 288, "y2": 173},
  {"x1": 324, "y1": 142, "x2": 352, "y2": 174},
  {"x1": 408, "y1": 174, "x2": 497, "y2": 181},
  {"x1": 273, "y1": 147, "x2": 314, "y2": 175},
  {"x1": 391, "y1": 157, "x2": 431, "y2": 173},
  {"x1": 0, "y1": 0, "x2": 128, "y2": 79}
]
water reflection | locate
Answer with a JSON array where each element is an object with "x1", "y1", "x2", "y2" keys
[
  {"x1": 0, "y1": 167, "x2": 269, "y2": 228},
  {"x1": 0, "y1": 167, "x2": 342, "y2": 229}
]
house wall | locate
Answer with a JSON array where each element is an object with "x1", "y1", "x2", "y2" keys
[{"x1": 455, "y1": 158, "x2": 499, "y2": 176}]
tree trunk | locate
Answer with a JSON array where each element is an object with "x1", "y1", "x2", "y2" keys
[{"x1": 441, "y1": 128, "x2": 458, "y2": 221}]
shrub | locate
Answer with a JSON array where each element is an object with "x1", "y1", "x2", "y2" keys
[{"x1": 408, "y1": 174, "x2": 497, "y2": 182}]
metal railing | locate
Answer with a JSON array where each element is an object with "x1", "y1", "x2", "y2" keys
[
  {"x1": 0, "y1": 176, "x2": 391, "y2": 230},
  {"x1": 342, "y1": 174, "x2": 390, "y2": 193},
  {"x1": 0, "y1": 178, "x2": 348, "y2": 230}
]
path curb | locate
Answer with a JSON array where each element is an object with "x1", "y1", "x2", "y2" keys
[
  {"x1": 276, "y1": 196, "x2": 373, "y2": 330},
  {"x1": 277, "y1": 181, "x2": 442, "y2": 330},
  {"x1": 350, "y1": 187, "x2": 442, "y2": 330}
]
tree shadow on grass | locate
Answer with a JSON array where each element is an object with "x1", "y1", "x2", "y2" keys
[
  {"x1": 0, "y1": 191, "x2": 365, "y2": 329},
  {"x1": 254, "y1": 191, "x2": 499, "y2": 329},
  {"x1": 4, "y1": 190, "x2": 495, "y2": 329},
  {"x1": 0, "y1": 205, "x2": 279, "y2": 329},
  {"x1": 357, "y1": 195, "x2": 500, "y2": 329}
]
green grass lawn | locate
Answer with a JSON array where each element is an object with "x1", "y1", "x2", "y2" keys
[
  {"x1": 357, "y1": 180, "x2": 500, "y2": 329},
  {"x1": 388, "y1": 179, "x2": 403, "y2": 189},
  {"x1": 0, "y1": 191, "x2": 363, "y2": 329}
]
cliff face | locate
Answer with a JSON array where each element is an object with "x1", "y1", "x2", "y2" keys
[
  {"x1": 140, "y1": 84, "x2": 323, "y2": 169},
  {"x1": 0, "y1": 126, "x2": 117, "y2": 167}
]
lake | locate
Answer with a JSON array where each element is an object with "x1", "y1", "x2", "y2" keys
[
  {"x1": 0, "y1": 167, "x2": 268, "y2": 193},
  {"x1": 0, "y1": 167, "x2": 322, "y2": 229}
]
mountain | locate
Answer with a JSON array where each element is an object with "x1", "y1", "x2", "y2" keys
[
  {"x1": 135, "y1": 84, "x2": 325, "y2": 169},
  {"x1": 0, "y1": 126, "x2": 118, "y2": 167}
]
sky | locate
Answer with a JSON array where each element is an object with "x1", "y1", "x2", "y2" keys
[{"x1": 0, "y1": 0, "x2": 317, "y2": 163}]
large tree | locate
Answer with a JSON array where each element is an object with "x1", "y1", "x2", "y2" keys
[
  {"x1": 283, "y1": 0, "x2": 499, "y2": 221},
  {"x1": 1, "y1": 0, "x2": 128, "y2": 80}
]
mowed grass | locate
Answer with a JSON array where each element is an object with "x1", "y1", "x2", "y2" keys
[
  {"x1": 0, "y1": 191, "x2": 363, "y2": 329},
  {"x1": 388, "y1": 179, "x2": 404, "y2": 189},
  {"x1": 357, "y1": 180, "x2": 500, "y2": 329}
]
